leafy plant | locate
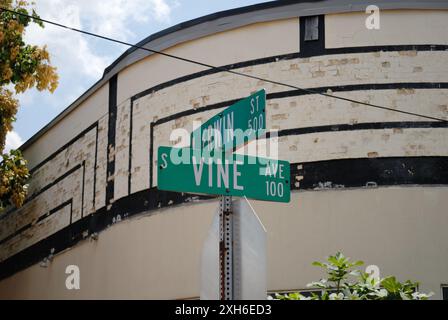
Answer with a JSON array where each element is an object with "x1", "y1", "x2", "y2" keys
[
  {"x1": 0, "y1": 149, "x2": 29, "y2": 208},
  {"x1": 0, "y1": 0, "x2": 58, "y2": 210},
  {"x1": 274, "y1": 252, "x2": 433, "y2": 300}
]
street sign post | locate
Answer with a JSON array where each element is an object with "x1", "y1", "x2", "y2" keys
[
  {"x1": 191, "y1": 89, "x2": 266, "y2": 152},
  {"x1": 158, "y1": 146, "x2": 290, "y2": 203}
]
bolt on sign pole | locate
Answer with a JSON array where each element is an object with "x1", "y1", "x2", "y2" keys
[{"x1": 219, "y1": 195, "x2": 233, "y2": 300}]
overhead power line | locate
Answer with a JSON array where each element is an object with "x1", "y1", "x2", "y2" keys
[{"x1": 1, "y1": 7, "x2": 447, "y2": 123}]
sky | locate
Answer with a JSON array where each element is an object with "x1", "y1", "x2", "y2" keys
[{"x1": 5, "y1": 0, "x2": 272, "y2": 152}]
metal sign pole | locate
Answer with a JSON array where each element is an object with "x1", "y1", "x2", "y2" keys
[{"x1": 219, "y1": 195, "x2": 233, "y2": 300}]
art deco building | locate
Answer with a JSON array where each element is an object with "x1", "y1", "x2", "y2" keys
[{"x1": 0, "y1": 0, "x2": 447, "y2": 299}]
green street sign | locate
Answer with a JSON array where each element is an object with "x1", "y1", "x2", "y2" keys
[
  {"x1": 157, "y1": 146, "x2": 290, "y2": 203},
  {"x1": 191, "y1": 89, "x2": 266, "y2": 152}
]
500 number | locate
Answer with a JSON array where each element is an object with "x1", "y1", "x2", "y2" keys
[{"x1": 248, "y1": 114, "x2": 264, "y2": 131}]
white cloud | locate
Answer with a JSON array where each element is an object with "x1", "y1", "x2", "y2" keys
[
  {"x1": 26, "y1": 0, "x2": 175, "y2": 50},
  {"x1": 83, "y1": 0, "x2": 174, "y2": 39},
  {"x1": 9, "y1": 0, "x2": 177, "y2": 143},
  {"x1": 4, "y1": 131, "x2": 24, "y2": 153},
  {"x1": 19, "y1": 0, "x2": 176, "y2": 111},
  {"x1": 152, "y1": 0, "x2": 173, "y2": 23}
]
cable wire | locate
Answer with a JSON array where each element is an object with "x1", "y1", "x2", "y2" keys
[{"x1": 1, "y1": 6, "x2": 447, "y2": 123}]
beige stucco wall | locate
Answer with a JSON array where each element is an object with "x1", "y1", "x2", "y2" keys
[
  {"x1": 326, "y1": 10, "x2": 448, "y2": 48},
  {"x1": 23, "y1": 83, "x2": 109, "y2": 170},
  {"x1": 0, "y1": 187, "x2": 447, "y2": 299},
  {"x1": 116, "y1": 18, "x2": 299, "y2": 105}
]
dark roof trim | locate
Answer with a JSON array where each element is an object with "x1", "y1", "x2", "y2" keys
[
  {"x1": 103, "y1": 0, "x2": 323, "y2": 75},
  {"x1": 20, "y1": 0, "x2": 448, "y2": 151}
]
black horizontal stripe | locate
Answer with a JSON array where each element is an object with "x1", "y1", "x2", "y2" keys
[
  {"x1": 269, "y1": 82, "x2": 448, "y2": 99},
  {"x1": 325, "y1": 44, "x2": 448, "y2": 56},
  {"x1": 292, "y1": 156, "x2": 448, "y2": 190},
  {"x1": 276, "y1": 121, "x2": 448, "y2": 138}
]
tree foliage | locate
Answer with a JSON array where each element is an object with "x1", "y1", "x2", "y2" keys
[
  {"x1": 274, "y1": 252, "x2": 433, "y2": 300},
  {"x1": 0, "y1": 149, "x2": 29, "y2": 208},
  {"x1": 0, "y1": 0, "x2": 58, "y2": 210}
]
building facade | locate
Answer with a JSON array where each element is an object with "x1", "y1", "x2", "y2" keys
[{"x1": 0, "y1": 0, "x2": 447, "y2": 299}]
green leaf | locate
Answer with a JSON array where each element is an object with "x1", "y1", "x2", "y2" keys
[
  {"x1": 353, "y1": 260, "x2": 364, "y2": 266},
  {"x1": 381, "y1": 276, "x2": 402, "y2": 293}
]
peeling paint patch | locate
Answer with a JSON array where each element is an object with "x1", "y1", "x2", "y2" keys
[
  {"x1": 271, "y1": 113, "x2": 289, "y2": 121},
  {"x1": 413, "y1": 66, "x2": 423, "y2": 73},
  {"x1": 397, "y1": 88, "x2": 415, "y2": 95},
  {"x1": 312, "y1": 70, "x2": 325, "y2": 78},
  {"x1": 398, "y1": 50, "x2": 417, "y2": 56},
  {"x1": 327, "y1": 58, "x2": 359, "y2": 66},
  {"x1": 438, "y1": 105, "x2": 448, "y2": 113}
]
